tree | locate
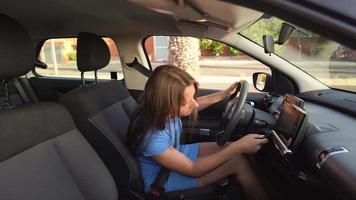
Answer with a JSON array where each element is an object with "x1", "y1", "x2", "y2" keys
[{"x1": 168, "y1": 36, "x2": 200, "y2": 77}]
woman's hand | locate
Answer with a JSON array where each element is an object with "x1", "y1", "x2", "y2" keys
[
  {"x1": 224, "y1": 81, "x2": 241, "y2": 97},
  {"x1": 231, "y1": 134, "x2": 268, "y2": 154}
]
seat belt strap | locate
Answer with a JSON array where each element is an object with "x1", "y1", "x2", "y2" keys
[
  {"x1": 19, "y1": 75, "x2": 39, "y2": 102},
  {"x1": 126, "y1": 57, "x2": 151, "y2": 77},
  {"x1": 13, "y1": 78, "x2": 30, "y2": 103},
  {"x1": 150, "y1": 119, "x2": 179, "y2": 197},
  {"x1": 150, "y1": 168, "x2": 170, "y2": 197}
]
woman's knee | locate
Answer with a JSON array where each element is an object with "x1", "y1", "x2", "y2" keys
[
  {"x1": 227, "y1": 154, "x2": 251, "y2": 173},
  {"x1": 230, "y1": 153, "x2": 246, "y2": 164},
  {"x1": 197, "y1": 142, "x2": 224, "y2": 158}
]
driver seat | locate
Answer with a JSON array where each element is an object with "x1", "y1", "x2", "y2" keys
[{"x1": 59, "y1": 32, "x2": 239, "y2": 199}]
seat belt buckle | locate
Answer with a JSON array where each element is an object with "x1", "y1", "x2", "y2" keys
[{"x1": 150, "y1": 184, "x2": 165, "y2": 197}]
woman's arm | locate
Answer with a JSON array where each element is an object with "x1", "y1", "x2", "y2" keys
[
  {"x1": 152, "y1": 134, "x2": 268, "y2": 177},
  {"x1": 197, "y1": 82, "x2": 240, "y2": 111},
  {"x1": 197, "y1": 91, "x2": 228, "y2": 111}
]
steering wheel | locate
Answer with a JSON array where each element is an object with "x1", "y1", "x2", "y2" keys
[{"x1": 217, "y1": 80, "x2": 249, "y2": 146}]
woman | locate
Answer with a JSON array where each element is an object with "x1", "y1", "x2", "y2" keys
[{"x1": 127, "y1": 65, "x2": 268, "y2": 200}]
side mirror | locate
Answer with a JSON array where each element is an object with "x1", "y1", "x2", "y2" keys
[
  {"x1": 276, "y1": 22, "x2": 296, "y2": 45},
  {"x1": 253, "y1": 72, "x2": 273, "y2": 92},
  {"x1": 263, "y1": 35, "x2": 275, "y2": 54}
]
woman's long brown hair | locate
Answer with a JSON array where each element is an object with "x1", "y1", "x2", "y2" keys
[{"x1": 127, "y1": 65, "x2": 198, "y2": 154}]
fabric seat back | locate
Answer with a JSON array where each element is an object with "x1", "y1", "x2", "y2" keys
[
  {"x1": 0, "y1": 103, "x2": 118, "y2": 200},
  {"x1": 0, "y1": 14, "x2": 117, "y2": 200},
  {"x1": 59, "y1": 32, "x2": 143, "y2": 191}
]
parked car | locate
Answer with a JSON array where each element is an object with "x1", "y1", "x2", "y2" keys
[{"x1": 329, "y1": 46, "x2": 356, "y2": 78}]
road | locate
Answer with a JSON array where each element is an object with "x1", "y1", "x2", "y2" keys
[{"x1": 39, "y1": 59, "x2": 356, "y2": 92}]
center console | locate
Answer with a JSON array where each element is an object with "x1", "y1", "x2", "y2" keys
[{"x1": 270, "y1": 94, "x2": 309, "y2": 156}]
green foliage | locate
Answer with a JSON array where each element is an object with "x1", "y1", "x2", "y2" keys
[
  {"x1": 241, "y1": 18, "x2": 282, "y2": 44},
  {"x1": 199, "y1": 38, "x2": 242, "y2": 56},
  {"x1": 310, "y1": 42, "x2": 328, "y2": 56},
  {"x1": 229, "y1": 47, "x2": 241, "y2": 56},
  {"x1": 211, "y1": 41, "x2": 224, "y2": 56},
  {"x1": 259, "y1": 74, "x2": 267, "y2": 82},
  {"x1": 200, "y1": 39, "x2": 212, "y2": 49},
  {"x1": 67, "y1": 50, "x2": 76, "y2": 60},
  {"x1": 241, "y1": 17, "x2": 286, "y2": 54}
]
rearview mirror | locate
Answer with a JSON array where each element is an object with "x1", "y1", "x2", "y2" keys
[
  {"x1": 263, "y1": 35, "x2": 275, "y2": 54},
  {"x1": 262, "y1": 22, "x2": 295, "y2": 54},
  {"x1": 253, "y1": 72, "x2": 273, "y2": 92},
  {"x1": 276, "y1": 23, "x2": 296, "y2": 45}
]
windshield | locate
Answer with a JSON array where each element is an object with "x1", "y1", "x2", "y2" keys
[{"x1": 241, "y1": 17, "x2": 356, "y2": 93}]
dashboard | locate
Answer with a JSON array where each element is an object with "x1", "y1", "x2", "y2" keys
[
  {"x1": 303, "y1": 101, "x2": 356, "y2": 200},
  {"x1": 189, "y1": 91, "x2": 355, "y2": 199},
  {"x1": 264, "y1": 93, "x2": 356, "y2": 200}
]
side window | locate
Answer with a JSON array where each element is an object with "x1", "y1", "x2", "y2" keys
[
  {"x1": 144, "y1": 36, "x2": 271, "y2": 92},
  {"x1": 37, "y1": 38, "x2": 123, "y2": 79}
]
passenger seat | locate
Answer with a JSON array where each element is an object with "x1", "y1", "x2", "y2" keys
[
  {"x1": 0, "y1": 14, "x2": 117, "y2": 200},
  {"x1": 59, "y1": 32, "x2": 142, "y2": 191}
]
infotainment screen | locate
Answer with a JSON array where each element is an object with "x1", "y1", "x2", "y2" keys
[
  {"x1": 275, "y1": 99, "x2": 307, "y2": 149},
  {"x1": 284, "y1": 94, "x2": 304, "y2": 108}
]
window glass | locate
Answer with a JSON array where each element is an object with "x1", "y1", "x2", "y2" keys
[
  {"x1": 144, "y1": 36, "x2": 271, "y2": 92},
  {"x1": 37, "y1": 38, "x2": 123, "y2": 79},
  {"x1": 241, "y1": 17, "x2": 356, "y2": 93}
]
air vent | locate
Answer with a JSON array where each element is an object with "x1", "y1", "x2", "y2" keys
[{"x1": 316, "y1": 146, "x2": 349, "y2": 169}]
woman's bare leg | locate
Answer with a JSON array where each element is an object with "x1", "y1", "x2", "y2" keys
[
  {"x1": 197, "y1": 142, "x2": 225, "y2": 158},
  {"x1": 196, "y1": 142, "x2": 267, "y2": 200}
]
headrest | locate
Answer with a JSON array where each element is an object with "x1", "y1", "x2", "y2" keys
[
  {"x1": 0, "y1": 14, "x2": 34, "y2": 80},
  {"x1": 77, "y1": 32, "x2": 110, "y2": 72}
]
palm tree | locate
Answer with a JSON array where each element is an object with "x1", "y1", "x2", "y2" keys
[{"x1": 168, "y1": 36, "x2": 200, "y2": 77}]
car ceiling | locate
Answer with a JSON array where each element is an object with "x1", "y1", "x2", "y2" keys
[
  {"x1": 0, "y1": 0, "x2": 263, "y2": 40},
  {"x1": 0, "y1": 0, "x2": 179, "y2": 39}
]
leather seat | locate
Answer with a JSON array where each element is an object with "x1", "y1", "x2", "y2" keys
[{"x1": 0, "y1": 14, "x2": 117, "y2": 200}]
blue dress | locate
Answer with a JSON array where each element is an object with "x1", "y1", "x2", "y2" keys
[{"x1": 138, "y1": 117, "x2": 200, "y2": 193}]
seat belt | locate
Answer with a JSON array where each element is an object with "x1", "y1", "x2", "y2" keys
[
  {"x1": 18, "y1": 75, "x2": 39, "y2": 102},
  {"x1": 13, "y1": 78, "x2": 30, "y2": 103},
  {"x1": 126, "y1": 57, "x2": 151, "y2": 77},
  {"x1": 150, "y1": 123, "x2": 179, "y2": 198},
  {"x1": 150, "y1": 168, "x2": 171, "y2": 197}
]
